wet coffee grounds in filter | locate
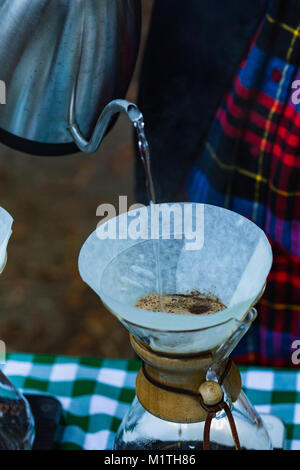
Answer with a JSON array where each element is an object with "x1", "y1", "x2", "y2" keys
[{"x1": 135, "y1": 291, "x2": 226, "y2": 315}]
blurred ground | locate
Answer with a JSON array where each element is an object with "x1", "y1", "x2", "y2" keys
[{"x1": 0, "y1": 1, "x2": 154, "y2": 359}]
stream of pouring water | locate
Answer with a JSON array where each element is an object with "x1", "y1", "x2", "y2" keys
[
  {"x1": 133, "y1": 118, "x2": 163, "y2": 309},
  {"x1": 134, "y1": 118, "x2": 156, "y2": 203}
]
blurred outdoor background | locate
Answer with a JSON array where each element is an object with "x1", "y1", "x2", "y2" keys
[{"x1": 0, "y1": 1, "x2": 154, "y2": 359}]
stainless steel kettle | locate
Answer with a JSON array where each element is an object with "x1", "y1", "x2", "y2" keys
[{"x1": 0, "y1": 0, "x2": 141, "y2": 155}]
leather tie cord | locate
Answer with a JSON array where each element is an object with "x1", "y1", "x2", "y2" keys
[{"x1": 141, "y1": 358, "x2": 241, "y2": 451}]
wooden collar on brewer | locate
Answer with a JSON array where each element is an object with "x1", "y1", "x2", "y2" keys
[{"x1": 130, "y1": 335, "x2": 242, "y2": 450}]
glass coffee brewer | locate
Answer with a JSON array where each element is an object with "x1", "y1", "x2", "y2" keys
[
  {"x1": 0, "y1": 208, "x2": 35, "y2": 449},
  {"x1": 79, "y1": 202, "x2": 275, "y2": 450}
]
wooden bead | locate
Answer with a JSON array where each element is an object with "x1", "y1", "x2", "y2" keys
[{"x1": 198, "y1": 381, "x2": 223, "y2": 406}]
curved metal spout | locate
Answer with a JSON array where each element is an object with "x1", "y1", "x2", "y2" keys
[{"x1": 69, "y1": 95, "x2": 144, "y2": 153}]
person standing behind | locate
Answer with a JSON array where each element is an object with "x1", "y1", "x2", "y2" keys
[{"x1": 137, "y1": 0, "x2": 300, "y2": 366}]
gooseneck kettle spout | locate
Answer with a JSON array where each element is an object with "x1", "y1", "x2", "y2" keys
[{"x1": 69, "y1": 97, "x2": 144, "y2": 154}]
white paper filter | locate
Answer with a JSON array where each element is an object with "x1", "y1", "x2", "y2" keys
[
  {"x1": 78, "y1": 203, "x2": 272, "y2": 353},
  {"x1": 0, "y1": 207, "x2": 13, "y2": 270}
]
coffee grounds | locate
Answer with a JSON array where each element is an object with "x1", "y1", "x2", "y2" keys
[{"x1": 135, "y1": 291, "x2": 226, "y2": 315}]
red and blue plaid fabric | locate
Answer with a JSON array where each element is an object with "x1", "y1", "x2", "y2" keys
[{"x1": 186, "y1": 0, "x2": 300, "y2": 367}]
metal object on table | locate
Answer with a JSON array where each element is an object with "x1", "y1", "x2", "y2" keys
[{"x1": 0, "y1": 0, "x2": 141, "y2": 155}]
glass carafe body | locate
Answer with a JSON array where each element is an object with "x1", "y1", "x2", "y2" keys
[
  {"x1": 0, "y1": 370, "x2": 35, "y2": 449},
  {"x1": 114, "y1": 392, "x2": 271, "y2": 450}
]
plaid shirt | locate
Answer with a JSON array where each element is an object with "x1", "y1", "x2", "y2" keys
[{"x1": 186, "y1": 0, "x2": 300, "y2": 367}]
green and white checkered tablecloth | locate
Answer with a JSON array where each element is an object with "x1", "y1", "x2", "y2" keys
[{"x1": 2, "y1": 353, "x2": 300, "y2": 450}]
